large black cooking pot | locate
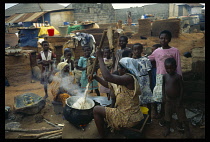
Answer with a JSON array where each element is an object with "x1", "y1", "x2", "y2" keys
[{"x1": 63, "y1": 96, "x2": 95, "y2": 126}]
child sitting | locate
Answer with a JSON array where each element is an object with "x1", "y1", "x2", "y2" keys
[{"x1": 162, "y1": 57, "x2": 190, "y2": 138}]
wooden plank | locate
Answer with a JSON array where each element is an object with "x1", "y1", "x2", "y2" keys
[{"x1": 44, "y1": 37, "x2": 71, "y2": 43}]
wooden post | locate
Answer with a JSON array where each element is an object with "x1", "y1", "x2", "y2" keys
[{"x1": 89, "y1": 30, "x2": 107, "y2": 81}]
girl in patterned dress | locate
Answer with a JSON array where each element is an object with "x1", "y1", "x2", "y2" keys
[{"x1": 132, "y1": 43, "x2": 153, "y2": 123}]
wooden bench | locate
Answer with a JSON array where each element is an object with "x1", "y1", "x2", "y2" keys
[{"x1": 119, "y1": 114, "x2": 149, "y2": 139}]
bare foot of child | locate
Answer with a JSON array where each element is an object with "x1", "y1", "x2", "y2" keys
[{"x1": 163, "y1": 128, "x2": 170, "y2": 137}]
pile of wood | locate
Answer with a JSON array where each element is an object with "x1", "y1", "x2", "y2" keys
[
  {"x1": 5, "y1": 118, "x2": 64, "y2": 139},
  {"x1": 137, "y1": 19, "x2": 151, "y2": 37},
  {"x1": 151, "y1": 19, "x2": 181, "y2": 38}
]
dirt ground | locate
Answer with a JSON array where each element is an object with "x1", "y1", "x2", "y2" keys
[{"x1": 5, "y1": 32, "x2": 205, "y2": 139}]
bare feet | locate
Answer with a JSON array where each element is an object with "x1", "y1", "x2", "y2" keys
[{"x1": 163, "y1": 128, "x2": 170, "y2": 137}]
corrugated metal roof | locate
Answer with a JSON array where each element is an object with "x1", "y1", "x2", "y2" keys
[
  {"x1": 186, "y1": 3, "x2": 204, "y2": 7},
  {"x1": 5, "y1": 3, "x2": 65, "y2": 17},
  {"x1": 5, "y1": 12, "x2": 46, "y2": 23}
]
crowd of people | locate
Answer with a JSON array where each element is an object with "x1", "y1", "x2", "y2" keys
[{"x1": 36, "y1": 30, "x2": 190, "y2": 138}]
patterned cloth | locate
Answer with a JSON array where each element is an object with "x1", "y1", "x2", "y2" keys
[
  {"x1": 78, "y1": 56, "x2": 99, "y2": 91},
  {"x1": 152, "y1": 74, "x2": 163, "y2": 102},
  {"x1": 135, "y1": 57, "x2": 153, "y2": 105},
  {"x1": 119, "y1": 57, "x2": 153, "y2": 104},
  {"x1": 105, "y1": 73, "x2": 144, "y2": 130}
]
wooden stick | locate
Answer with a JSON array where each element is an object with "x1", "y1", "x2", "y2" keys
[
  {"x1": 5, "y1": 127, "x2": 61, "y2": 133},
  {"x1": 89, "y1": 30, "x2": 107, "y2": 81},
  {"x1": 43, "y1": 119, "x2": 61, "y2": 128},
  {"x1": 18, "y1": 129, "x2": 62, "y2": 139},
  {"x1": 39, "y1": 132, "x2": 62, "y2": 139},
  {"x1": 48, "y1": 134, "x2": 62, "y2": 139},
  {"x1": 139, "y1": 114, "x2": 149, "y2": 133}
]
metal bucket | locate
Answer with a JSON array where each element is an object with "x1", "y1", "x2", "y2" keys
[
  {"x1": 63, "y1": 96, "x2": 95, "y2": 126},
  {"x1": 58, "y1": 26, "x2": 68, "y2": 36}
]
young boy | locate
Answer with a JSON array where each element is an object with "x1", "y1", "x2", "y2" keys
[
  {"x1": 112, "y1": 36, "x2": 130, "y2": 72},
  {"x1": 37, "y1": 41, "x2": 56, "y2": 99},
  {"x1": 162, "y1": 57, "x2": 190, "y2": 138}
]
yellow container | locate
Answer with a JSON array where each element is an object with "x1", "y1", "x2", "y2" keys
[{"x1": 140, "y1": 106, "x2": 149, "y2": 114}]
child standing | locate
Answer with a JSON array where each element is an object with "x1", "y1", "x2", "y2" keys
[
  {"x1": 148, "y1": 30, "x2": 182, "y2": 119},
  {"x1": 132, "y1": 43, "x2": 153, "y2": 123},
  {"x1": 78, "y1": 46, "x2": 100, "y2": 96},
  {"x1": 162, "y1": 58, "x2": 190, "y2": 138},
  {"x1": 37, "y1": 41, "x2": 56, "y2": 99},
  {"x1": 99, "y1": 47, "x2": 113, "y2": 97},
  {"x1": 112, "y1": 36, "x2": 130, "y2": 72}
]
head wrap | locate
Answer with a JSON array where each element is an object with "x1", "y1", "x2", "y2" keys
[
  {"x1": 57, "y1": 61, "x2": 68, "y2": 71},
  {"x1": 64, "y1": 48, "x2": 71, "y2": 52},
  {"x1": 119, "y1": 57, "x2": 141, "y2": 84},
  {"x1": 119, "y1": 57, "x2": 142, "y2": 95},
  {"x1": 119, "y1": 57, "x2": 141, "y2": 76}
]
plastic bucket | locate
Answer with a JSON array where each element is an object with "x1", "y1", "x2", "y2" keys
[
  {"x1": 64, "y1": 22, "x2": 69, "y2": 26},
  {"x1": 140, "y1": 106, "x2": 149, "y2": 114},
  {"x1": 47, "y1": 29, "x2": 54, "y2": 36},
  {"x1": 58, "y1": 26, "x2": 68, "y2": 36}
]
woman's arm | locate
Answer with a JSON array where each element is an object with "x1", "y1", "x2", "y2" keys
[{"x1": 93, "y1": 75, "x2": 108, "y2": 88}]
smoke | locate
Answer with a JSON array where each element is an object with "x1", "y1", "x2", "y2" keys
[{"x1": 50, "y1": 72, "x2": 85, "y2": 97}]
